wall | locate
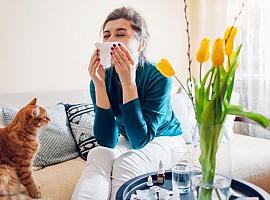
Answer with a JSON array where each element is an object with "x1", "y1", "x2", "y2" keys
[{"x1": 0, "y1": 0, "x2": 198, "y2": 93}]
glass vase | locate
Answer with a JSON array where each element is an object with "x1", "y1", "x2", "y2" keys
[{"x1": 192, "y1": 123, "x2": 232, "y2": 200}]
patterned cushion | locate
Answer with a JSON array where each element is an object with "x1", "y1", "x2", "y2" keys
[
  {"x1": 2, "y1": 104, "x2": 79, "y2": 167},
  {"x1": 0, "y1": 106, "x2": 5, "y2": 127},
  {"x1": 65, "y1": 103, "x2": 98, "y2": 160}
]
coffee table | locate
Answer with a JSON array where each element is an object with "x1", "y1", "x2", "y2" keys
[{"x1": 116, "y1": 170, "x2": 270, "y2": 200}]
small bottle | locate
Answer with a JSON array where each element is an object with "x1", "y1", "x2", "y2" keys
[
  {"x1": 146, "y1": 175, "x2": 153, "y2": 187},
  {"x1": 157, "y1": 160, "x2": 165, "y2": 185}
]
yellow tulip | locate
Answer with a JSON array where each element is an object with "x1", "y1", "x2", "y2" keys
[
  {"x1": 196, "y1": 38, "x2": 210, "y2": 63},
  {"x1": 224, "y1": 26, "x2": 237, "y2": 56},
  {"x1": 156, "y1": 58, "x2": 176, "y2": 78},
  {"x1": 212, "y1": 38, "x2": 224, "y2": 67}
]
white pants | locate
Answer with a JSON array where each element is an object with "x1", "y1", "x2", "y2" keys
[{"x1": 72, "y1": 135, "x2": 185, "y2": 200}]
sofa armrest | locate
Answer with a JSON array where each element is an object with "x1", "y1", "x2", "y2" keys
[{"x1": 235, "y1": 116, "x2": 270, "y2": 131}]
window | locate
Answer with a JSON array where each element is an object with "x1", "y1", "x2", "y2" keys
[{"x1": 227, "y1": 0, "x2": 270, "y2": 139}]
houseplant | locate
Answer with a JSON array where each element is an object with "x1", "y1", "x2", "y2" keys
[{"x1": 156, "y1": 2, "x2": 269, "y2": 200}]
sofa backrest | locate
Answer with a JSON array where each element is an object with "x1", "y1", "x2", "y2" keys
[{"x1": 0, "y1": 90, "x2": 91, "y2": 107}]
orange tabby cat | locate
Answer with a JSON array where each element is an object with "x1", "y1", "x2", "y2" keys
[{"x1": 0, "y1": 98, "x2": 49, "y2": 199}]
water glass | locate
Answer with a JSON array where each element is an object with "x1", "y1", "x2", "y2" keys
[{"x1": 171, "y1": 146, "x2": 193, "y2": 195}]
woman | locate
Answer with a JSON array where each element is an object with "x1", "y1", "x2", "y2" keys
[{"x1": 72, "y1": 7, "x2": 185, "y2": 200}]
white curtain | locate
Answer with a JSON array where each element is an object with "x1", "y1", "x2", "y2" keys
[{"x1": 226, "y1": 0, "x2": 270, "y2": 139}]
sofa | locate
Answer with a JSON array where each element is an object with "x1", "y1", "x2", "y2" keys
[{"x1": 0, "y1": 90, "x2": 270, "y2": 200}]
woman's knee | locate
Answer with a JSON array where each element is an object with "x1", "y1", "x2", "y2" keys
[
  {"x1": 112, "y1": 151, "x2": 149, "y2": 178},
  {"x1": 86, "y1": 146, "x2": 119, "y2": 167}
]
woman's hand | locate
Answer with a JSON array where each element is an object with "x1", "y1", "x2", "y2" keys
[
  {"x1": 88, "y1": 49, "x2": 105, "y2": 88},
  {"x1": 111, "y1": 43, "x2": 136, "y2": 87},
  {"x1": 111, "y1": 43, "x2": 138, "y2": 103},
  {"x1": 89, "y1": 49, "x2": 111, "y2": 108}
]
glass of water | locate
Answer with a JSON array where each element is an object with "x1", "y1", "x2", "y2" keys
[{"x1": 171, "y1": 146, "x2": 193, "y2": 195}]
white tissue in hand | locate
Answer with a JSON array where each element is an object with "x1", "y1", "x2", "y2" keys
[{"x1": 95, "y1": 42, "x2": 117, "y2": 68}]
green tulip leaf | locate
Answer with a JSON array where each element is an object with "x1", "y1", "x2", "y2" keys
[{"x1": 227, "y1": 104, "x2": 269, "y2": 128}]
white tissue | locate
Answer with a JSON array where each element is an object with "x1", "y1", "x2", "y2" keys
[
  {"x1": 159, "y1": 189, "x2": 169, "y2": 200},
  {"x1": 171, "y1": 191, "x2": 181, "y2": 200},
  {"x1": 136, "y1": 188, "x2": 158, "y2": 199},
  {"x1": 95, "y1": 42, "x2": 118, "y2": 68}
]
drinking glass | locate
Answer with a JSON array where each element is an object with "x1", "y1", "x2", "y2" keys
[{"x1": 171, "y1": 146, "x2": 193, "y2": 195}]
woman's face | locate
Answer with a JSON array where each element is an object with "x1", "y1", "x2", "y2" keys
[{"x1": 103, "y1": 18, "x2": 143, "y2": 59}]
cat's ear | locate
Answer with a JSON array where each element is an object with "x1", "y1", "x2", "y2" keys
[
  {"x1": 31, "y1": 107, "x2": 40, "y2": 118},
  {"x1": 28, "y1": 98, "x2": 37, "y2": 106}
]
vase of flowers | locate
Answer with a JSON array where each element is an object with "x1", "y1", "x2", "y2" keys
[
  {"x1": 156, "y1": 5, "x2": 269, "y2": 200},
  {"x1": 191, "y1": 124, "x2": 232, "y2": 200}
]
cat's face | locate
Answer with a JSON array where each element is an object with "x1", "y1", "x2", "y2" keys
[{"x1": 16, "y1": 98, "x2": 50, "y2": 128}]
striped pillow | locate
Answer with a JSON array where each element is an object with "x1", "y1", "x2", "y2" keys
[{"x1": 65, "y1": 104, "x2": 98, "y2": 160}]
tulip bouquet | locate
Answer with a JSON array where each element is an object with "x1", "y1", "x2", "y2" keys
[{"x1": 156, "y1": 4, "x2": 269, "y2": 200}]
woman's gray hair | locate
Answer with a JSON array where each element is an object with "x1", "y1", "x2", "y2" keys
[{"x1": 101, "y1": 7, "x2": 150, "y2": 66}]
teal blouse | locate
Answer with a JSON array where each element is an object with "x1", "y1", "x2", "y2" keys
[{"x1": 90, "y1": 61, "x2": 182, "y2": 149}]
